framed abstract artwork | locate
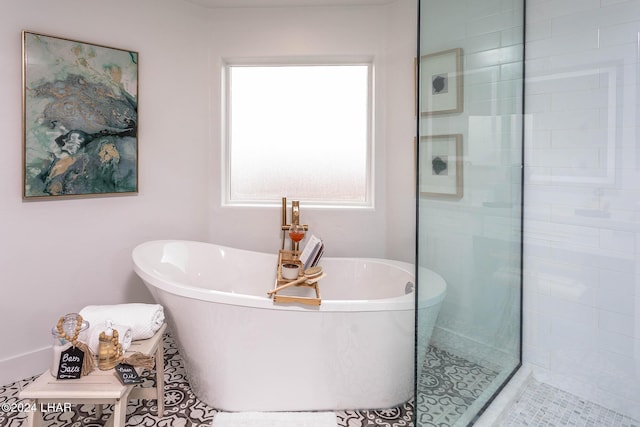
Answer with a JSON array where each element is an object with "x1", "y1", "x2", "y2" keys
[
  {"x1": 419, "y1": 134, "x2": 463, "y2": 198},
  {"x1": 22, "y1": 31, "x2": 138, "y2": 199},
  {"x1": 420, "y1": 48, "x2": 463, "y2": 115}
]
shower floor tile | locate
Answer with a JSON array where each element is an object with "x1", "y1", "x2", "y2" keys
[{"x1": 498, "y1": 380, "x2": 640, "y2": 427}]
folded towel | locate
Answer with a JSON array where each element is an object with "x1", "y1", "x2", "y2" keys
[
  {"x1": 84, "y1": 323, "x2": 133, "y2": 354},
  {"x1": 79, "y1": 303, "x2": 165, "y2": 340}
]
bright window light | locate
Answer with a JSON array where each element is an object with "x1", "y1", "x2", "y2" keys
[{"x1": 225, "y1": 63, "x2": 372, "y2": 206}]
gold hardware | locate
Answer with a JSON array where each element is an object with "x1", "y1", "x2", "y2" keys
[
  {"x1": 98, "y1": 328, "x2": 123, "y2": 370},
  {"x1": 280, "y1": 197, "x2": 308, "y2": 251}
]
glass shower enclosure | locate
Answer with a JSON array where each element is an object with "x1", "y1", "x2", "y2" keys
[{"x1": 416, "y1": 0, "x2": 524, "y2": 425}]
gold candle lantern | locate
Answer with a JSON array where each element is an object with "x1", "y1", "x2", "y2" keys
[{"x1": 98, "y1": 323, "x2": 123, "y2": 370}]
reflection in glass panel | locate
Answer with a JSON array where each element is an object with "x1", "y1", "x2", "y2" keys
[{"x1": 416, "y1": 0, "x2": 524, "y2": 425}]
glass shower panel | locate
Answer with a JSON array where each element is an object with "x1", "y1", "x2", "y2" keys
[{"x1": 416, "y1": 0, "x2": 524, "y2": 425}]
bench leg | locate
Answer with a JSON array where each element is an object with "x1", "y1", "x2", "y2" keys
[
  {"x1": 25, "y1": 400, "x2": 42, "y2": 427},
  {"x1": 156, "y1": 337, "x2": 165, "y2": 417},
  {"x1": 112, "y1": 398, "x2": 127, "y2": 427}
]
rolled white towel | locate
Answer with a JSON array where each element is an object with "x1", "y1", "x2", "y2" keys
[
  {"x1": 79, "y1": 303, "x2": 165, "y2": 340},
  {"x1": 84, "y1": 323, "x2": 133, "y2": 355}
]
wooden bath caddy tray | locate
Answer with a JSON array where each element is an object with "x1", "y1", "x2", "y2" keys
[{"x1": 270, "y1": 250, "x2": 323, "y2": 306}]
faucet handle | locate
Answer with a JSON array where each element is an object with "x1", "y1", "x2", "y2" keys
[{"x1": 292, "y1": 200, "x2": 300, "y2": 225}]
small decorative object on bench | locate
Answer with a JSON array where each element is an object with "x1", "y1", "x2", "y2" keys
[
  {"x1": 86, "y1": 323, "x2": 132, "y2": 354},
  {"x1": 98, "y1": 320, "x2": 123, "y2": 370},
  {"x1": 50, "y1": 313, "x2": 94, "y2": 378},
  {"x1": 20, "y1": 322, "x2": 167, "y2": 427},
  {"x1": 79, "y1": 304, "x2": 160, "y2": 371},
  {"x1": 114, "y1": 363, "x2": 144, "y2": 385}
]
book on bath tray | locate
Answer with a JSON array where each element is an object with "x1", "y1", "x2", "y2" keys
[{"x1": 300, "y1": 234, "x2": 324, "y2": 271}]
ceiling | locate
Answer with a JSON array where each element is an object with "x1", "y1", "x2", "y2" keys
[{"x1": 184, "y1": 0, "x2": 394, "y2": 8}]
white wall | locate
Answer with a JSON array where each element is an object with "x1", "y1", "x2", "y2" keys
[
  {"x1": 205, "y1": 1, "x2": 417, "y2": 261},
  {"x1": 0, "y1": 0, "x2": 417, "y2": 386},
  {"x1": 523, "y1": 0, "x2": 640, "y2": 419},
  {"x1": 384, "y1": 1, "x2": 420, "y2": 263},
  {"x1": 0, "y1": 0, "x2": 210, "y2": 385}
]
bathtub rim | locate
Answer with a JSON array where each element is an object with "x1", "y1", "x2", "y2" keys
[{"x1": 132, "y1": 240, "x2": 446, "y2": 313}]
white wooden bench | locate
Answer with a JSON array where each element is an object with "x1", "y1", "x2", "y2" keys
[{"x1": 19, "y1": 323, "x2": 167, "y2": 427}]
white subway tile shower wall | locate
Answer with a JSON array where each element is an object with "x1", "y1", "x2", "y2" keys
[{"x1": 524, "y1": 0, "x2": 640, "y2": 419}]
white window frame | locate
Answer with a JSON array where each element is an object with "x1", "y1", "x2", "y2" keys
[{"x1": 221, "y1": 57, "x2": 375, "y2": 209}]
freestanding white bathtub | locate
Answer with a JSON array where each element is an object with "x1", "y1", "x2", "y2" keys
[{"x1": 132, "y1": 240, "x2": 446, "y2": 412}]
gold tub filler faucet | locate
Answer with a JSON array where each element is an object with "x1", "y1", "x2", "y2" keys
[
  {"x1": 281, "y1": 197, "x2": 308, "y2": 251},
  {"x1": 272, "y1": 197, "x2": 324, "y2": 306}
]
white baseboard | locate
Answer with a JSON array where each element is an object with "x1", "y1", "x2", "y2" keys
[{"x1": 0, "y1": 346, "x2": 50, "y2": 386}]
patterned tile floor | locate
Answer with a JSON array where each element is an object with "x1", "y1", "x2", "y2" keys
[
  {"x1": 0, "y1": 333, "x2": 516, "y2": 427},
  {"x1": 1, "y1": 333, "x2": 418, "y2": 427},
  {"x1": 498, "y1": 380, "x2": 640, "y2": 427},
  {"x1": 5, "y1": 334, "x2": 636, "y2": 427},
  {"x1": 416, "y1": 347, "x2": 498, "y2": 426}
]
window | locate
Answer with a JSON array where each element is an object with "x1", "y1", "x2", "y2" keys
[{"x1": 224, "y1": 61, "x2": 372, "y2": 207}]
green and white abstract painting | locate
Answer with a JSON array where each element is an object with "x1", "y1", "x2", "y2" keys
[{"x1": 22, "y1": 31, "x2": 138, "y2": 199}]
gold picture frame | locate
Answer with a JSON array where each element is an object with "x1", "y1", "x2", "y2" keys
[
  {"x1": 419, "y1": 134, "x2": 463, "y2": 199},
  {"x1": 22, "y1": 31, "x2": 138, "y2": 199}
]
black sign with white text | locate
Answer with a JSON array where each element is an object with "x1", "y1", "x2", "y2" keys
[
  {"x1": 56, "y1": 346, "x2": 84, "y2": 379},
  {"x1": 114, "y1": 363, "x2": 143, "y2": 385}
]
